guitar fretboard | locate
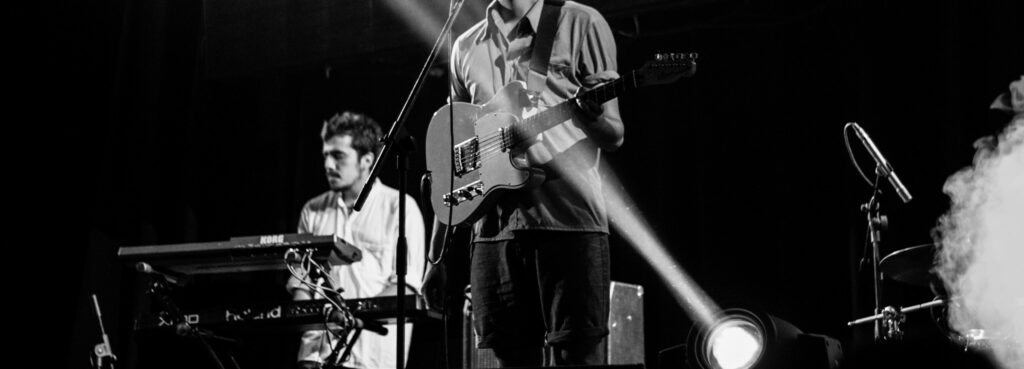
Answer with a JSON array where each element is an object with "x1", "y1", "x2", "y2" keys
[{"x1": 512, "y1": 74, "x2": 634, "y2": 140}]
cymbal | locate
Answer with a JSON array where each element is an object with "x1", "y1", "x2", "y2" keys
[{"x1": 880, "y1": 243, "x2": 938, "y2": 287}]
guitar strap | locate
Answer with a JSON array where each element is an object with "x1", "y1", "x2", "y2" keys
[{"x1": 527, "y1": 0, "x2": 564, "y2": 95}]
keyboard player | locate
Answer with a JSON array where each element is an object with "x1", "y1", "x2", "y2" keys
[{"x1": 286, "y1": 111, "x2": 426, "y2": 369}]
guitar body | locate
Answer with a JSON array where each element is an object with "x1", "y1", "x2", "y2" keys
[{"x1": 425, "y1": 81, "x2": 545, "y2": 226}]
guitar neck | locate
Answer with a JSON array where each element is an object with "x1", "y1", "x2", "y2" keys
[{"x1": 515, "y1": 72, "x2": 635, "y2": 138}]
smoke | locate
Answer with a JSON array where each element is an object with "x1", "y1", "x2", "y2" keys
[{"x1": 933, "y1": 106, "x2": 1024, "y2": 369}]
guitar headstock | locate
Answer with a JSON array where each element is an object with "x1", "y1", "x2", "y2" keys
[{"x1": 636, "y1": 52, "x2": 698, "y2": 87}]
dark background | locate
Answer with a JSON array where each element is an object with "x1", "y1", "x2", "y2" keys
[{"x1": 25, "y1": 0, "x2": 1021, "y2": 368}]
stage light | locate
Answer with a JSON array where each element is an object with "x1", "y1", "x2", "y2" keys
[
  {"x1": 684, "y1": 308, "x2": 842, "y2": 369},
  {"x1": 707, "y1": 320, "x2": 764, "y2": 369}
]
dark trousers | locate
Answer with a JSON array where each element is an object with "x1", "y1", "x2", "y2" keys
[{"x1": 470, "y1": 231, "x2": 610, "y2": 366}]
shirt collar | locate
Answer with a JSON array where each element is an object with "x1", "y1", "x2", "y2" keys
[
  {"x1": 332, "y1": 178, "x2": 382, "y2": 211},
  {"x1": 483, "y1": 0, "x2": 545, "y2": 42}
]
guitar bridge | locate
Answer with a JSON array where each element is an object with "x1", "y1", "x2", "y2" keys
[
  {"x1": 452, "y1": 138, "x2": 480, "y2": 176},
  {"x1": 442, "y1": 180, "x2": 484, "y2": 207}
]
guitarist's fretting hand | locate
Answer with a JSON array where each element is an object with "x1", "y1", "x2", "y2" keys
[
  {"x1": 571, "y1": 79, "x2": 623, "y2": 152},
  {"x1": 574, "y1": 95, "x2": 604, "y2": 120}
]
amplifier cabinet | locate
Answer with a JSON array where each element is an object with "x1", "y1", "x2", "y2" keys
[{"x1": 463, "y1": 281, "x2": 645, "y2": 367}]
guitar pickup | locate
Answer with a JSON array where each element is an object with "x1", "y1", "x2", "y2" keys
[
  {"x1": 499, "y1": 127, "x2": 513, "y2": 151},
  {"x1": 442, "y1": 180, "x2": 484, "y2": 207},
  {"x1": 453, "y1": 138, "x2": 480, "y2": 176}
]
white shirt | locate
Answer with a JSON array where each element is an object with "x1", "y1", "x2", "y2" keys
[{"x1": 287, "y1": 179, "x2": 426, "y2": 369}]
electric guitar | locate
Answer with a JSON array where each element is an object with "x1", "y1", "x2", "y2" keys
[{"x1": 425, "y1": 53, "x2": 698, "y2": 226}]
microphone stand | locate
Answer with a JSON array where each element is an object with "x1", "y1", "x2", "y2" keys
[
  {"x1": 862, "y1": 174, "x2": 889, "y2": 341},
  {"x1": 351, "y1": 1, "x2": 466, "y2": 368},
  {"x1": 844, "y1": 122, "x2": 912, "y2": 343}
]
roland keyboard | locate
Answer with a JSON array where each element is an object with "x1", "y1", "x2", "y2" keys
[{"x1": 134, "y1": 295, "x2": 439, "y2": 333}]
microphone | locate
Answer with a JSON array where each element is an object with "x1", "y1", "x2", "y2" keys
[
  {"x1": 327, "y1": 306, "x2": 389, "y2": 336},
  {"x1": 850, "y1": 122, "x2": 913, "y2": 203},
  {"x1": 136, "y1": 262, "x2": 190, "y2": 287}
]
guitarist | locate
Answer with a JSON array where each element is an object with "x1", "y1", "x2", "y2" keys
[{"x1": 426, "y1": 0, "x2": 622, "y2": 366}]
